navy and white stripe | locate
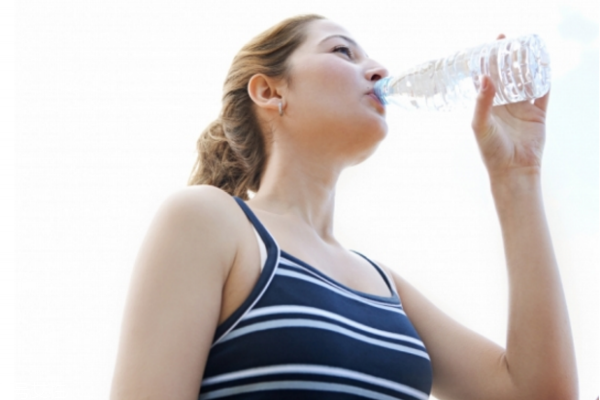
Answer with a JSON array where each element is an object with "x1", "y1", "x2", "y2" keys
[{"x1": 199, "y1": 197, "x2": 433, "y2": 399}]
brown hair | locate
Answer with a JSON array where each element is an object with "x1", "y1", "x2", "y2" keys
[{"x1": 187, "y1": 14, "x2": 326, "y2": 200}]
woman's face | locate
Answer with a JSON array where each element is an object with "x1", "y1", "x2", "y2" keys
[{"x1": 281, "y1": 19, "x2": 389, "y2": 166}]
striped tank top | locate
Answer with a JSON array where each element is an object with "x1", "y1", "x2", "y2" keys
[{"x1": 199, "y1": 196, "x2": 433, "y2": 400}]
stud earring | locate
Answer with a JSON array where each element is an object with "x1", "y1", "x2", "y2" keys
[{"x1": 278, "y1": 101, "x2": 283, "y2": 116}]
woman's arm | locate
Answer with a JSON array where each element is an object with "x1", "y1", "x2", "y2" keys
[
  {"x1": 383, "y1": 50, "x2": 577, "y2": 399},
  {"x1": 109, "y1": 186, "x2": 241, "y2": 400},
  {"x1": 385, "y1": 170, "x2": 577, "y2": 400},
  {"x1": 467, "y1": 39, "x2": 577, "y2": 398},
  {"x1": 489, "y1": 169, "x2": 577, "y2": 399}
]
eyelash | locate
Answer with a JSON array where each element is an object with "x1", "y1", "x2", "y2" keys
[{"x1": 333, "y1": 45, "x2": 353, "y2": 58}]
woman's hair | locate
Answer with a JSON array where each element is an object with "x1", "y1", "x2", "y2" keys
[{"x1": 188, "y1": 14, "x2": 326, "y2": 200}]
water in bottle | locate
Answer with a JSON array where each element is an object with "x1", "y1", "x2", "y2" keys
[{"x1": 374, "y1": 34, "x2": 551, "y2": 111}]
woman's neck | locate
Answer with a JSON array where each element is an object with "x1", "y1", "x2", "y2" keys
[{"x1": 248, "y1": 148, "x2": 342, "y2": 243}]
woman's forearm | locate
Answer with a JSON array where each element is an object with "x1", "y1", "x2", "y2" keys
[{"x1": 491, "y1": 169, "x2": 578, "y2": 400}]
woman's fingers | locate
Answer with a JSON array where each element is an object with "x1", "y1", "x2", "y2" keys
[
  {"x1": 471, "y1": 35, "x2": 504, "y2": 140},
  {"x1": 534, "y1": 87, "x2": 551, "y2": 112},
  {"x1": 471, "y1": 75, "x2": 496, "y2": 141}
]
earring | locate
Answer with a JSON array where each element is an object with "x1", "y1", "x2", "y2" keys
[{"x1": 278, "y1": 101, "x2": 283, "y2": 116}]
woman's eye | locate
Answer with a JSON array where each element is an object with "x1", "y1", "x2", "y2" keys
[{"x1": 333, "y1": 46, "x2": 353, "y2": 58}]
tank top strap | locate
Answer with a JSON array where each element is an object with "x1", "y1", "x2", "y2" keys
[
  {"x1": 350, "y1": 250, "x2": 400, "y2": 299},
  {"x1": 232, "y1": 196, "x2": 280, "y2": 257},
  {"x1": 211, "y1": 196, "x2": 281, "y2": 345}
]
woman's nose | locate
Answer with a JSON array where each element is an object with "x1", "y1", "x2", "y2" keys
[{"x1": 365, "y1": 61, "x2": 389, "y2": 82}]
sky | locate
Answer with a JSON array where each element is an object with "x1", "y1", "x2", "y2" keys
[{"x1": 3, "y1": 0, "x2": 598, "y2": 398}]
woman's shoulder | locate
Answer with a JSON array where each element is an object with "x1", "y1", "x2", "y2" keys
[
  {"x1": 158, "y1": 185, "x2": 244, "y2": 226},
  {"x1": 150, "y1": 185, "x2": 249, "y2": 262},
  {"x1": 112, "y1": 186, "x2": 246, "y2": 399},
  {"x1": 161, "y1": 183, "x2": 235, "y2": 203},
  {"x1": 130, "y1": 185, "x2": 253, "y2": 293}
]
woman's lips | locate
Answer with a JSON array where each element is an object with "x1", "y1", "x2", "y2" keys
[{"x1": 367, "y1": 92, "x2": 385, "y2": 111}]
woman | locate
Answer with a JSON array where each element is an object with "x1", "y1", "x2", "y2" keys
[{"x1": 110, "y1": 14, "x2": 578, "y2": 400}]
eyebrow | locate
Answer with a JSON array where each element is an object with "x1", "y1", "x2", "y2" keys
[{"x1": 319, "y1": 34, "x2": 358, "y2": 47}]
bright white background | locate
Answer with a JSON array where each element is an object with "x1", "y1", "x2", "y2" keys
[{"x1": 3, "y1": 0, "x2": 598, "y2": 398}]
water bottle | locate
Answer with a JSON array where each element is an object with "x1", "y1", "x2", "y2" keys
[{"x1": 374, "y1": 34, "x2": 551, "y2": 111}]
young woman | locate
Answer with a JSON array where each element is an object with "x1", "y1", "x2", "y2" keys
[{"x1": 110, "y1": 14, "x2": 578, "y2": 400}]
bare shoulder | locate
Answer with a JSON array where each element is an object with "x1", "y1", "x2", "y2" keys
[
  {"x1": 147, "y1": 185, "x2": 248, "y2": 275},
  {"x1": 110, "y1": 185, "x2": 248, "y2": 400},
  {"x1": 158, "y1": 184, "x2": 243, "y2": 228}
]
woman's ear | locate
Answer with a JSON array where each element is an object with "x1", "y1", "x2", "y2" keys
[{"x1": 247, "y1": 74, "x2": 282, "y2": 113}]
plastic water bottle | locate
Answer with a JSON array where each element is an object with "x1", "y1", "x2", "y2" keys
[{"x1": 374, "y1": 34, "x2": 551, "y2": 111}]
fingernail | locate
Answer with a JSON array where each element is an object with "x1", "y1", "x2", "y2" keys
[{"x1": 481, "y1": 77, "x2": 489, "y2": 91}]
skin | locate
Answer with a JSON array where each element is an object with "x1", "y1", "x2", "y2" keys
[{"x1": 110, "y1": 20, "x2": 578, "y2": 400}]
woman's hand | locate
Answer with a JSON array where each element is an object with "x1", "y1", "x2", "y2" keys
[{"x1": 470, "y1": 34, "x2": 551, "y2": 181}]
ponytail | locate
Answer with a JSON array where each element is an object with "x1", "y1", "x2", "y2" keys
[
  {"x1": 188, "y1": 110, "x2": 266, "y2": 200},
  {"x1": 188, "y1": 14, "x2": 325, "y2": 199}
]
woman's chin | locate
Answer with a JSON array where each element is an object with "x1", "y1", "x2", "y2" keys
[
  {"x1": 349, "y1": 126, "x2": 387, "y2": 166},
  {"x1": 368, "y1": 119, "x2": 388, "y2": 142},
  {"x1": 349, "y1": 143, "x2": 383, "y2": 166}
]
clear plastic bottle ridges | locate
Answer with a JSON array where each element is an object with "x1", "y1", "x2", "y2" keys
[{"x1": 374, "y1": 34, "x2": 551, "y2": 111}]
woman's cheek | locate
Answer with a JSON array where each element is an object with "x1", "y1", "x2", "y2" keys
[{"x1": 292, "y1": 60, "x2": 360, "y2": 119}]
